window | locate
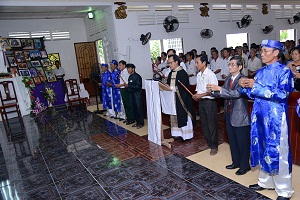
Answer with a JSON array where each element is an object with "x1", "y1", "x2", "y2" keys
[
  {"x1": 8, "y1": 30, "x2": 70, "y2": 41},
  {"x1": 8, "y1": 32, "x2": 30, "y2": 38},
  {"x1": 226, "y1": 33, "x2": 248, "y2": 48},
  {"x1": 149, "y1": 38, "x2": 184, "y2": 60},
  {"x1": 280, "y1": 29, "x2": 295, "y2": 42}
]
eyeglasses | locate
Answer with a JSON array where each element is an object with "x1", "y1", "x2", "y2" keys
[{"x1": 167, "y1": 61, "x2": 175, "y2": 65}]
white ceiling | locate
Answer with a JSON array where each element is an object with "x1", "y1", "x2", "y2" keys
[{"x1": 0, "y1": 0, "x2": 300, "y2": 20}]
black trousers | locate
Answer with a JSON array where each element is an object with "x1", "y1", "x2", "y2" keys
[
  {"x1": 198, "y1": 99, "x2": 218, "y2": 149},
  {"x1": 225, "y1": 113, "x2": 250, "y2": 170}
]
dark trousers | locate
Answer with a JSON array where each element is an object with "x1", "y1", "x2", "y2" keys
[
  {"x1": 120, "y1": 88, "x2": 132, "y2": 121},
  {"x1": 225, "y1": 113, "x2": 250, "y2": 170},
  {"x1": 198, "y1": 99, "x2": 218, "y2": 149}
]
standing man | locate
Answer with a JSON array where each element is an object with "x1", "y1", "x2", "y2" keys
[
  {"x1": 108, "y1": 60, "x2": 123, "y2": 119},
  {"x1": 53, "y1": 60, "x2": 66, "y2": 92},
  {"x1": 239, "y1": 40, "x2": 294, "y2": 200},
  {"x1": 210, "y1": 49, "x2": 223, "y2": 80},
  {"x1": 53, "y1": 60, "x2": 65, "y2": 80},
  {"x1": 115, "y1": 60, "x2": 134, "y2": 125},
  {"x1": 207, "y1": 56, "x2": 250, "y2": 175},
  {"x1": 125, "y1": 63, "x2": 144, "y2": 129},
  {"x1": 98, "y1": 63, "x2": 112, "y2": 112},
  {"x1": 248, "y1": 48, "x2": 262, "y2": 78},
  {"x1": 166, "y1": 54, "x2": 194, "y2": 141},
  {"x1": 192, "y1": 55, "x2": 219, "y2": 155},
  {"x1": 221, "y1": 48, "x2": 232, "y2": 80}
]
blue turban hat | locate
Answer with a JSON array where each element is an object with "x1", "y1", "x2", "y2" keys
[
  {"x1": 260, "y1": 40, "x2": 283, "y2": 51},
  {"x1": 101, "y1": 63, "x2": 108, "y2": 67},
  {"x1": 111, "y1": 60, "x2": 118, "y2": 65}
]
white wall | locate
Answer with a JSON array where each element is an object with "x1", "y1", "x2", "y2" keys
[{"x1": 0, "y1": 18, "x2": 87, "y2": 81}]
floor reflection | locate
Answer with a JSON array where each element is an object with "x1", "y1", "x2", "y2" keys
[{"x1": 0, "y1": 106, "x2": 270, "y2": 199}]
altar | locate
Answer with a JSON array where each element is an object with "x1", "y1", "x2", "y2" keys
[
  {"x1": 0, "y1": 76, "x2": 31, "y2": 119},
  {"x1": 32, "y1": 80, "x2": 65, "y2": 106}
]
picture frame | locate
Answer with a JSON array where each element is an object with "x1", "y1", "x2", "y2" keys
[
  {"x1": 44, "y1": 70, "x2": 57, "y2": 82},
  {"x1": 21, "y1": 39, "x2": 34, "y2": 50},
  {"x1": 17, "y1": 62, "x2": 28, "y2": 69},
  {"x1": 18, "y1": 69, "x2": 31, "y2": 77},
  {"x1": 9, "y1": 67, "x2": 19, "y2": 77},
  {"x1": 37, "y1": 69, "x2": 45, "y2": 77},
  {"x1": 33, "y1": 77, "x2": 41, "y2": 84},
  {"x1": 31, "y1": 60, "x2": 41, "y2": 67},
  {"x1": 40, "y1": 50, "x2": 48, "y2": 58},
  {"x1": 8, "y1": 38, "x2": 22, "y2": 48},
  {"x1": 23, "y1": 50, "x2": 31, "y2": 61},
  {"x1": 7, "y1": 56, "x2": 17, "y2": 67},
  {"x1": 29, "y1": 67, "x2": 38, "y2": 77},
  {"x1": 41, "y1": 58, "x2": 51, "y2": 67},
  {"x1": 34, "y1": 38, "x2": 42, "y2": 49},
  {"x1": 29, "y1": 50, "x2": 41, "y2": 60},
  {"x1": 48, "y1": 53, "x2": 60, "y2": 66},
  {"x1": 14, "y1": 50, "x2": 26, "y2": 63},
  {"x1": 39, "y1": 76, "x2": 47, "y2": 83},
  {"x1": 1, "y1": 38, "x2": 11, "y2": 50}
]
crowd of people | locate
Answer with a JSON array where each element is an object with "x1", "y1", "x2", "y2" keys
[
  {"x1": 97, "y1": 39, "x2": 299, "y2": 200},
  {"x1": 150, "y1": 39, "x2": 299, "y2": 200}
]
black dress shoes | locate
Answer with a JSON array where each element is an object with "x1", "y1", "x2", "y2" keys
[
  {"x1": 226, "y1": 164, "x2": 239, "y2": 169},
  {"x1": 277, "y1": 196, "x2": 290, "y2": 200},
  {"x1": 249, "y1": 184, "x2": 274, "y2": 191},
  {"x1": 235, "y1": 168, "x2": 251, "y2": 175}
]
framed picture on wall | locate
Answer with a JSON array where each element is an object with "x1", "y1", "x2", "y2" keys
[
  {"x1": 9, "y1": 67, "x2": 19, "y2": 77},
  {"x1": 29, "y1": 50, "x2": 41, "y2": 60},
  {"x1": 8, "y1": 38, "x2": 22, "y2": 48},
  {"x1": 34, "y1": 38, "x2": 42, "y2": 49},
  {"x1": 45, "y1": 70, "x2": 57, "y2": 82},
  {"x1": 41, "y1": 58, "x2": 50, "y2": 67},
  {"x1": 1, "y1": 38, "x2": 11, "y2": 50},
  {"x1": 40, "y1": 50, "x2": 48, "y2": 58},
  {"x1": 29, "y1": 67, "x2": 38, "y2": 77},
  {"x1": 33, "y1": 77, "x2": 41, "y2": 84},
  {"x1": 48, "y1": 53, "x2": 60, "y2": 66},
  {"x1": 7, "y1": 56, "x2": 17, "y2": 67},
  {"x1": 18, "y1": 69, "x2": 31, "y2": 77},
  {"x1": 23, "y1": 50, "x2": 31, "y2": 61},
  {"x1": 31, "y1": 60, "x2": 41, "y2": 67},
  {"x1": 40, "y1": 76, "x2": 47, "y2": 83},
  {"x1": 17, "y1": 63, "x2": 28, "y2": 69},
  {"x1": 14, "y1": 51, "x2": 26, "y2": 63},
  {"x1": 37, "y1": 69, "x2": 45, "y2": 77},
  {"x1": 21, "y1": 39, "x2": 34, "y2": 50}
]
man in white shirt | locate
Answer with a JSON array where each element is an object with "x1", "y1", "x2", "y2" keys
[
  {"x1": 248, "y1": 49, "x2": 262, "y2": 78},
  {"x1": 210, "y1": 49, "x2": 223, "y2": 80},
  {"x1": 192, "y1": 55, "x2": 219, "y2": 156},
  {"x1": 53, "y1": 60, "x2": 65, "y2": 79},
  {"x1": 186, "y1": 51, "x2": 197, "y2": 85},
  {"x1": 115, "y1": 60, "x2": 130, "y2": 122},
  {"x1": 221, "y1": 48, "x2": 232, "y2": 80}
]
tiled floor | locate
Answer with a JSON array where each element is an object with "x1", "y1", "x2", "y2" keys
[{"x1": 0, "y1": 104, "x2": 279, "y2": 199}]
